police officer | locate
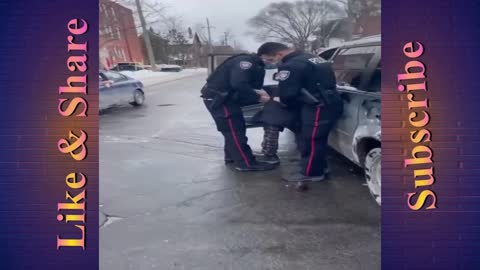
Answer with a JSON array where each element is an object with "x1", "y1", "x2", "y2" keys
[
  {"x1": 257, "y1": 42, "x2": 343, "y2": 182},
  {"x1": 201, "y1": 53, "x2": 276, "y2": 172}
]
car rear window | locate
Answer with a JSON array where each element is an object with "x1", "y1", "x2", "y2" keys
[
  {"x1": 332, "y1": 46, "x2": 378, "y2": 89},
  {"x1": 319, "y1": 48, "x2": 338, "y2": 61},
  {"x1": 105, "y1": 71, "x2": 127, "y2": 82}
]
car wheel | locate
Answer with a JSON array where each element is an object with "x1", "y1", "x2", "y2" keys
[
  {"x1": 131, "y1": 89, "x2": 145, "y2": 106},
  {"x1": 365, "y1": 148, "x2": 381, "y2": 206}
]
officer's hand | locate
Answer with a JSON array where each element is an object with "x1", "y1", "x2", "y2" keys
[
  {"x1": 255, "y1": 89, "x2": 269, "y2": 97},
  {"x1": 259, "y1": 95, "x2": 271, "y2": 103},
  {"x1": 255, "y1": 89, "x2": 271, "y2": 103}
]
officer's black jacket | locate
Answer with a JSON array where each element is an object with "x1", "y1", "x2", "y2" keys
[
  {"x1": 276, "y1": 51, "x2": 337, "y2": 107},
  {"x1": 205, "y1": 54, "x2": 265, "y2": 106}
]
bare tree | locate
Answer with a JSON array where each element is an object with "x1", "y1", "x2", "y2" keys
[
  {"x1": 162, "y1": 15, "x2": 184, "y2": 34},
  {"x1": 163, "y1": 18, "x2": 190, "y2": 65},
  {"x1": 337, "y1": 0, "x2": 381, "y2": 24},
  {"x1": 248, "y1": 0, "x2": 346, "y2": 51}
]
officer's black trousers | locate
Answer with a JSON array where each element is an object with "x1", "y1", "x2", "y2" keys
[
  {"x1": 299, "y1": 104, "x2": 341, "y2": 176},
  {"x1": 204, "y1": 100, "x2": 255, "y2": 168}
]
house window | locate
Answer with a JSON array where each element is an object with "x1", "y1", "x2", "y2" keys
[
  {"x1": 119, "y1": 48, "x2": 126, "y2": 61},
  {"x1": 115, "y1": 26, "x2": 121, "y2": 39},
  {"x1": 110, "y1": 7, "x2": 116, "y2": 20}
]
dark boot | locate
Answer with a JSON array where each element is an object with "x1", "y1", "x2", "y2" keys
[
  {"x1": 257, "y1": 154, "x2": 280, "y2": 165},
  {"x1": 282, "y1": 171, "x2": 326, "y2": 182},
  {"x1": 232, "y1": 161, "x2": 277, "y2": 172}
]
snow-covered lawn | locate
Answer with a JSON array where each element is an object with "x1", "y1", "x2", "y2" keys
[{"x1": 120, "y1": 68, "x2": 207, "y2": 87}]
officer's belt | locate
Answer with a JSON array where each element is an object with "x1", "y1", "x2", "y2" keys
[
  {"x1": 201, "y1": 85, "x2": 230, "y2": 109},
  {"x1": 201, "y1": 85, "x2": 225, "y2": 98},
  {"x1": 300, "y1": 86, "x2": 339, "y2": 107},
  {"x1": 300, "y1": 88, "x2": 321, "y2": 105}
]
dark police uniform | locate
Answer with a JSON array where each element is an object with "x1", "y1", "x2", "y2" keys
[
  {"x1": 201, "y1": 54, "x2": 266, "y2": 169},
  {"x1": 276, "y1": 51, "x2": 343, "y2": 177}
]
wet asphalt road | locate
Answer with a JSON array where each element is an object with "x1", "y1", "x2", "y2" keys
[{"x1": 99, "y1": 72, "x2": 380, "y2": 270}]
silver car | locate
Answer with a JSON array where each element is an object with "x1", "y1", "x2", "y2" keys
[{"x1": 325, "y1": 35, "x2": 381, "y2": 205}]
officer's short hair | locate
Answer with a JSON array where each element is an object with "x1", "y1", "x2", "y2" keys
[{"x1": 257, "y1": 42, "x2": 289, "y2": 56}]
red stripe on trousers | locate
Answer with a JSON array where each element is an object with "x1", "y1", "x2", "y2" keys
[
  {"x1": 223, "y1": 106, "x2": 251, "y2": 167},
  {"x1": 305, "y1": 106, "x2": 321, "y2": 176}
]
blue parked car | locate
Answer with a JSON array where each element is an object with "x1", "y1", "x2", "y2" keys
[{"x1": 99, "y1": 70, "x2": 145, "y2": 110}]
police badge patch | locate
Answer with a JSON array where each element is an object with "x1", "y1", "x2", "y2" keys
[
  {"x1": 239, "y1": 61, "x2": 252, "y2": 70},
  {"x1": 275, "y1": 70, "x2": 290, "y2": 81},
  {"x1": 308, "y1": 57, "x2": 325, "y2": 64}
]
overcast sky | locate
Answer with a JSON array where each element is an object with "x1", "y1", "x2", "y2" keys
[{"x1": 162, "y1": 0, "x2": 297, "y2": 52}]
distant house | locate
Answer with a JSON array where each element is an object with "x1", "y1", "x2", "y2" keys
[
  {"x1": 203, "y1": 45, "x2": 248, "y2": 74},
  {"x1": 328, "y1": 18, "x2": 354, "y2": 47},
  {"x1": 138, "y1": 28, "x2": 169, "y2": 65},
  {"x1": 314, "y1": 15, "x2": 380, "y2": 53},
  {"x1": 99, "y1": 0, "x2": 144, "y2": 69},
  {"x1": 211, "y1": 45, "x2": 237, "y2": 54},
  {"x1": 138, "y1": 29, "x2": 204, "y2": 67},
  {"x1": 166, "y1": 34, "x2": 245, "y2": 67},
  {"x1": 353, "y1": 15, "x2": 381, "y2": 37},
  {"x1": 168, "y1": 32, "x2": 203, "y2": 67}
]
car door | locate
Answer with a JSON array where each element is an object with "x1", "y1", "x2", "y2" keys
[
  {"x1": 99, "y1": 73, "x2": 114, "y2": 110},
  {"x1": 328, "y1": 45, "x2": 380, "y2": 163},
  {"x1": 356, "y1": 52, "x2": 381, "y2": 146},
  {"x1": 103, "y1": 71, "x2": 132, "y2": 105}
]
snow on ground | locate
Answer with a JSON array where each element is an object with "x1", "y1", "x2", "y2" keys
[
  {"x1": 120, "y1": 68, "x2": 207, "y2": 87},
  {"x1": 158, "y1": 64, "x2": 182, "y2": 69}
]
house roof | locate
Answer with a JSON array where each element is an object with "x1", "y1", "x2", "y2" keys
[{"x1": 354, "y1": 15, "x2": 381, "y2": 36}]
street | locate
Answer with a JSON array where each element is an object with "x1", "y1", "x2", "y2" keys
[{"x1": 99, "y1": 72, "x2": 381, "y2": 270}]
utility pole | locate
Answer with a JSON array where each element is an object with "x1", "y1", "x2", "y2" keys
[
  {"x1": 135, "y1": 0, "x2": 156, "y2": 70},
  {"x1": 206, "y1": 18, "x2": 214, "y2": 54},
  {"x1": 223, "y1": 32, "x2": 228, "y2": 46}
]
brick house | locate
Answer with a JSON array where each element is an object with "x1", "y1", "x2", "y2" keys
[{"x1": 99, "y1": 0, "x2": 144, "y2": 69}]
